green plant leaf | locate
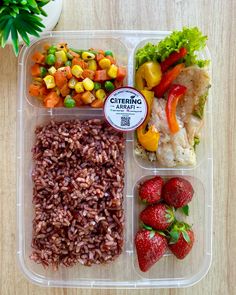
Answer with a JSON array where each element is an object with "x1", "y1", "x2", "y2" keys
[
  {"x1": 39, "y1": 7, "x2": 47, "y2": 17},
  {"x1": 19, "y1": 6, "x2": 31, "y2": 13},
  {"x1": 1, "y1": 17, "x2": 14, "y2": 47},
  {"x1": 0, "y1": 6, "x2": 7, "y2": 14},
  {"x1": 24, "y1": 14, "x2": 45, "y2": 28},
  {"x1": 0, "y1": 14, "x2": 11, "y2": 25},
  {"x1": 12, "y1": 5, "x2": 19, "y2": 14},
  {"x1": 19, "y1": 20, "x2": 41, "y2": 37},
  {"x1": 15, "y1": 20, "x2": 30, "y2": 46},
  {"x1": 28, "y1": 0, "x2": 38, "y2": 9},
  {"x1": 11, "y1": 25, "x2": 19, "y2": 56},
  {"x1": 10, "y1": 11, "x2": 17, "y2": 17},
  {"x1": 38, "y1": 0, "x2": 51, "y2": 7}
]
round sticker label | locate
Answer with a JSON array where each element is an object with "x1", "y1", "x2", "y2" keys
[{"x1": 104, "y1": 87, "x2": 148, "y2": 132}]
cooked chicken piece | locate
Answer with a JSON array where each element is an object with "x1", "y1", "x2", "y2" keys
[
  {"x1": 185, "y1": 114, "x2": 203, "y2": 145},
  {"x1": 149, "y1": 99, "x2": 196, "y2": 167},
  {"x1": 174, "y1": 65, "x2": 210, "y2": 121},
  {"x1": 137, "y1": 66, "x2": 210, "y2": 167}
]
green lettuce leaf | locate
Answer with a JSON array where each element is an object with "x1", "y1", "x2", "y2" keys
[{"x1": 136, "y1": 27, "x2": 209, "y2": 69}]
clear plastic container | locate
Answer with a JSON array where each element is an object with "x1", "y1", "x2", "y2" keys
[{"x1": 17, "y1": 30, "x2": 213, "y2": 288}]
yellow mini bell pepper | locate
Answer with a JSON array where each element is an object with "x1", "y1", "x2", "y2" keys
[
  {"x1": 137, "y1": 125, "x2": 160, "y2": 152},
  {"x1": 135, "y1": 61, "x2": 162, "y2": 91},
  {"x1": 137, "y1": 89, "x2": 160, "y2": 152}
]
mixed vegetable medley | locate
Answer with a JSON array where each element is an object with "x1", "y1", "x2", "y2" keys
[
  {"x1": 135, "y1": 27, "x2": 210, "y2": 167},
  {"x1": 29, "y1": 44, "x2": 127, "y2": 108}
]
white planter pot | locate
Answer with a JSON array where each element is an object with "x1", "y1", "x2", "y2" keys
[
  {"x1": 41, "y1": 0, "x2": 63, "y2": 31},
  {"x1": 7, "y1": 0, "x2": 63, "y2": 45}
]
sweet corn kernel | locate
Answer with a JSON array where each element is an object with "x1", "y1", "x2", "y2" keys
[
  {"x1": 99, "y1": 58, "x2": 111, "y2": 69},
  {"x1": 48, "y1": 66, "x2": 56, "y2": 75},
  {"x1": 33, "y1": 77, "x2": 43, "y2": 82},
  {"x1": 54, "y1": 86, "x2": 60, "y2": 96},
  {"x1": 87, "y1": 59, "x2": 97, "y2": 71},
  {"x1": 75, "y1": 82, "x2": 84, "y2": 93},
  {"x1": 107, "y1": 64, "x2": 118, "y2": 78},
  {"x1": 95, "y1": 89, "x2": 106, "y2": 101},
  {"x1": 68, "y1": 77, "x2": 78, "y2": 89},
  {"x1": 43, "y1": 75, "x2": 55, "y2": 89},
  {"x1": 55, "y1": 50, "x2": 68, "y2": 63},
  {"x1": 71, "y1": 65, "x2": 83, "y2": 78},
  {"x1": 82, "y1": 51, "x2": 95, "y2": 61},
  {"x1": 82, "y1": 78, "x2": 94, "y2": 91}
]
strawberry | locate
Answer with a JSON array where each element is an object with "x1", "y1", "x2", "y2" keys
[
  {"x1": 139, "y1": 176, "x2": 164, "y2": 204},
  {"x1": 140, "y1": 203, "x2": 175, "y2": 230},
  {"x1": 162, "y1": 177, "x2": 194, "y2": 208},
  {"x1": 135, "y1": 229, "x2": 167, "y2": 272},
  {"x1": 168, "y1": 222, "x2": 194, "y2": 259}
]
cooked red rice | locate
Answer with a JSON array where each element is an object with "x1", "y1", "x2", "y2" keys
[{"x1": 30, "y1": 119, "x2": 125, "y2": 269}]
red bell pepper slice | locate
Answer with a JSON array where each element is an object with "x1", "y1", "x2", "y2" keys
[
  {"x1": 160, "y1": 47, "x2": 187, "y2": 72},
  {"x1": 153, "y1": 63, "x2": 185, "y2": 98},
  {"x1": 166, "y1": 84, "x2": 187, "y2": 134}
]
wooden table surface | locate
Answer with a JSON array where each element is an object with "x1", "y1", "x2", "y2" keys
[{"x1": 0, "y1": 0, "x2": 235, "y2": 294}]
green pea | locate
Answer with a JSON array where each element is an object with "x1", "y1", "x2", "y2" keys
[
  {"x1": 47, "y1": 45, "x2": 57, "y2": 55},
  {"x1": 105, "y1": 50, "x2": 113, "y2": 57},
  {"x1": 40, "y1": 66, "x2": 47, "y2": 78},
  {"x1": 21, "y1": 0, "x2": 27, "y2": 5},
  {"x1": 104, "y1": 81, "x2": 115, "y2": 92},
  {"x1": 94, "y1": 82, "x2": 102, "y2": 91},
  {"x1": 46, "y1": 54, "x2": 56, "y2": 66},
  {"x1": 64, "y1": 95, "x2": 76, "y2": 108},
  {"x1": 65, "y1": 60, "x2": 72, "y2": 67}
]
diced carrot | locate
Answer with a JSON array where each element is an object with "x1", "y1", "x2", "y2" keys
[
  {"x1": 60, "y1": 84, "x2": 70, "y2": 97},
  {"x1": 98, "y1": 49, "x2": 105, "y2": 55},
  {"x1": 54, "y1": 71, "x2": 68, "y2": 88},
  {"x1": 114, "y1": 79, "x2": 124, "y2": 88},
  {"x1": 72, "y1": 57, "x2": 80, "y2": 66},
  {"x1": 29, "y1": 84, "x2": 40, "y2": 96},
  {"x1": 32, "y1": 51, "x2": 45, "y2": 64},
  {"x1": 82, "y1": 69, "x2": 95, "y2": 80},
  {"x1": 43, "y1": 43, "x2": 51, "y2": 51},
  {"x1": 96, "y1": 53, "x2": 105, "y2": 62},
  {"x1": 72, "y1": 57, "x2": 88, "y2": 69},
  {"x1": 73, "y1": 93, "x2": 84, "y2": 106},
  {"x1": 31, "y1": 64, "x2": 41, "y2": 77},
  {"x1": 81, "y1": 91, "x2": 95, "y2": 104},
  {"x1": 94, "y1": 70, "x2": 110, "y2": 81},
  {"x1": 116, "y1": 66, "x2": 127, "y2": 82},
  {"x1": 65, "y1": 66, "x2": 73, "y2": 79},
  {"x1": 106, "y1": 55, "x2": 116, "y2": 64},
  {"x1": 55, "y1": 97, "x2": 64, "y2": 107},
  {"x1": 55, "y1": 61, "x2": 63, "y2": 69},
  {"x1": 39, "y1": 86, "x2": 49, "y2": 97},
  {"x1": 91, "y1": 99, "x2": 104, "y2": 108},
  {"x1": 44, "y1": 91, "x2": 60, "y2": 108},
  {"x1": 69, "y1": 50, "x2": 80, "y2": 58}
]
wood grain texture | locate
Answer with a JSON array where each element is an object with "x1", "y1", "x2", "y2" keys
[{"x1": 0, "y1": 0, "x2": 235, "y2": 294}]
